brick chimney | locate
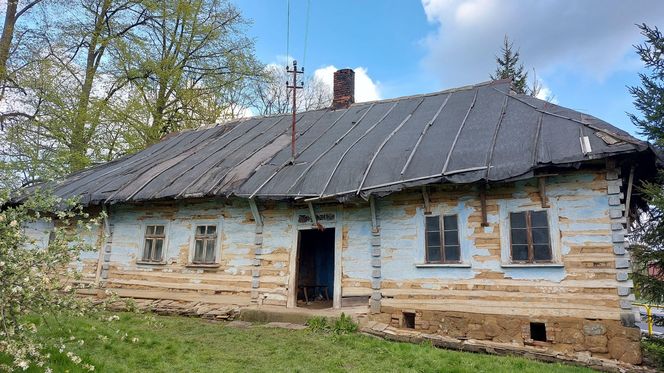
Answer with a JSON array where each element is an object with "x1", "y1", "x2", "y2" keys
[{"x1": 332, "y1": 69, "x2": 355, "y2": 109}]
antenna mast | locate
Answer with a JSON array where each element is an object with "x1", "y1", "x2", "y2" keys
[{"x1": 287, "y1": 60, "x2": 304, "y2": 163}]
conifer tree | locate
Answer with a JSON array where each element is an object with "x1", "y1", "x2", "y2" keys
[
  {"x1": 490, "y1": 35, "x2": 528, "y2": 94},
  {"x1": 628, "y1": 24, "x2": 664, "y2": 306},
  {"x1": 629, "y1": 24, "x2": 664, "y2": 147}
]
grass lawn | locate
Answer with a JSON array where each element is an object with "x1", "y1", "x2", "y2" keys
[{"x1": 1, "y1": 312, "x2": 595, "y2": 372}]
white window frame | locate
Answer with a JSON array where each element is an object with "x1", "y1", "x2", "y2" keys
[
  {"x1": 138, "y1": 221, "x2": 170, "y2": 264},
  {"x1": 188, "y1": 219, "x2": 223, "y2": 266},
  {"x1": 498, "y1": 200, "x2": 563, "y2": 267}
]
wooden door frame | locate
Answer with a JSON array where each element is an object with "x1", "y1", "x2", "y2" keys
[{"x1": 287, "y1": 207, "x2": 342, "y2": 309}]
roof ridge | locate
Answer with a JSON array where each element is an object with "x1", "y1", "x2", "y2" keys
[
  {"x1": 189, "y1": 80, "x2": 512, "y2": 133},
  {"x1": 346, "y1": 79, "x2": 509, "y2": 107}
]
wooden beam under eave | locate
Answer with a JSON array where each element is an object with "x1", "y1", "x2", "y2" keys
[
  {"x1": 307, "y1": 201, "x2": 318, "y2": 226},
  {"x1": 249, "y1": 198, "x2": 263, "y2": 226},
  {"x1": 625, "y1": 165, "x2": 635, "y2": 230},
  {"x1": 479, "y1": 184, "x2": 489, "y2": 227},
  {"x1": 369, "y1": 196, "x2": 379, "y2": 233},
  {"x1": 422, "y1": 186, "x2": 431, "y2": 215},
  {"x1": 538, "y1": 177, "x2": 550, "y2": 208}
]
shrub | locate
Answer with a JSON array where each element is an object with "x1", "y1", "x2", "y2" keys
[
  {"x1": 332, "y1": 313, "x2": 358, "y2": 335},
  {"x1": 0, "y1": 189, "x2": 103, "y2": 371},
  {"x1": 307, "y1": 314, "x2": 358, "y2": 335},
  {"x1": 643, "y1": 337, "x2": 664, "y2": 370},
  {"x1": 306, "y1": 316, "x2": 329, "y2": 333}
]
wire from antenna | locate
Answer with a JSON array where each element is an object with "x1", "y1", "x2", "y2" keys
[
  {"x1": 302, "y1": 0, "x2": 311, "y2": 69},
  {"x1": 285, "y1": 0, "x2": 290, "y2": 65}
]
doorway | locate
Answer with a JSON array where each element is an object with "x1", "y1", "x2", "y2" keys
[{"x1": 296, "y1": 228, "x2": 335, "y2": 309}]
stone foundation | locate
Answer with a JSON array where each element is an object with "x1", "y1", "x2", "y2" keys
[
  {"x1": 371, "y1": 307, "x2": 642, "y2": 365},
  {"x1": 107, "y1": 298, "x2": 242, "y2": 321}
]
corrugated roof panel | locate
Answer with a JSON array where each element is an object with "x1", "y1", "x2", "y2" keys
[
  {"x1": 401, "y1": 88, "x2": 476, "y2": 181},
  {"x1": 322, "y1": 97, "x2": 423, "y2": 196},
  {"x1": 444, "y1": 86, "x2": 506, "y2": 174},
  {"x1": 256, "y1": 106, "x2": 369, "y2": 197},
  {"x1": 488, "y1": 97, "x2": 541, "y2": 181},
  {"x1": 360, "y1": 94, "x2": 450, "y2": 188},
  {"x1": 536, "y1": 114, "x2": 587, "y2": 165}
]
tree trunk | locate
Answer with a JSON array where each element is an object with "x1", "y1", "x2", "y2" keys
[
  {"x1": 148, "y1": 77, "x2": 168, "y2": 146},
  {"x1": 0, "y1": 0, "x2": 18, "y2": 81},
  {"x1": 69, "y1": 0, "x2": 111, "y2": 171}
]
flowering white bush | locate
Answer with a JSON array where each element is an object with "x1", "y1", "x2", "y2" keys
[{"x1": 0, "y1": 189, "x2": 103, "y2": 371}]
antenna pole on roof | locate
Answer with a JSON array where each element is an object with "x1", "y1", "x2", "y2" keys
[{"x1": 287, "y1": 59, "x2": 304, "y2": 163}]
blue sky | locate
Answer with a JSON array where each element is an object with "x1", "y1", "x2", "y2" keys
[{"x1": 236, "y1": 0, "x2": 664, "y2": 139}]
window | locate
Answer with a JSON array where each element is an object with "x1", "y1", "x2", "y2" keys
[
  {"x1": 509, "y1": 211, "x2": 551, "y2": 263},
  {"x1": 425, "y1": 215, "x2": 460, "y2": 263},
  {"x1": 142, "y1": 225, "x2": 165, "y2": 262},
  {"x1": 193, "y1": 225, "x2": 217, "y2": 264}
]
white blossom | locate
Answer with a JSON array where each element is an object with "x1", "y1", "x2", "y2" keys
[{"x1": 16, "y1": 360, "x2": 29, "y2": 370}]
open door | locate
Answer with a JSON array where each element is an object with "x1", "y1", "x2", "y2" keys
[{"x1": 296, "y1": 228, "x2": 335, "y2": 309}]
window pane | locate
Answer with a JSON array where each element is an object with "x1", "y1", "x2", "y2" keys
[
  {"x1": 443, "y1": 215, "x2": 458, "y2": 230},
  {"x1": 205, "y1": 239, "x2": 216, "y2": 263},
  {"x1": 532, "y1": 227, "x2": 550, "y2": 244},
  {"x1": 146, "y1": 225, "x2": 155, "y2": 235},
  {"x1": 153, "y1": 239, "x2": 163, "y2": 261},
  {"x1": 143, "y1": 239, "x2": 153, "y2": 260},
  {"x1": 510, "y1": 212, "x2": 526, "y2": 228},
  {"x1": 196, "y1": 226, "x2": 206, "y2": 236},
  {"x1": 511, "y1": 244, "x2": 529, "y2": 261},
  {"x1": 510, "y1": 228, "x2": 528, "y2": 245},
  {"x1": 531, "y1": 211, "x2": 548, "y2": 227},
  {"x1": 426, "y1": 216, "x2": 440, "y2": 232},
  {"x1": 444, "y1": 245, "x2": 460, "y2": 262},
  {"x1": 426, "y1": 231, "x2": 441, "y2": 248},
  {"x1": 534, "y1": 245, "x2": 552, "y2": 261},
  {"x1": 207, "y1": 225, "x2": 216, "y2": 235},
  {"x1": 155, "y1": 225, "x2": 164, "y2": 235},
  {"x1": 194, "y1": 240, "x2": 204, "y2": 262},
  {"x1": 444, "y1": 230, "x2": 459, "y2": 246},
  {"x1": 427, "y1": 246, "x2": 441, "y2": 262}
]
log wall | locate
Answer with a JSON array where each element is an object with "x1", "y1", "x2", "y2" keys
[{"x1": 23, "y1": 166, "x2": 641, "y2": 363}]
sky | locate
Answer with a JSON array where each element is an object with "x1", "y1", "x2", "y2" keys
[{"x1": 236, "y1": 0, "x2": 664, "y2": 138}]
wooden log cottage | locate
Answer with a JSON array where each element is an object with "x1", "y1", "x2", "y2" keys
[{"x1": 26, "y1": 70, "x2": 659, "y2": 364}]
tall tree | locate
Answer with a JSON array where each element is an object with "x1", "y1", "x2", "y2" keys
[
  {"x1": 0, "y1": 0, "x2": 44, "y2": 90},
  {"x1": 628, "y1": 24, "x2": 664, "y2": 147},
  {"x1": 115, "y1": 0, "x2": 259, "y2": 148},
  {"x1": 628, "y1": 24, "x2": 664, "y2": 305},
  {"x1": 0, "y1": 0, "x2": 261, "y2": 187},
  {"x1": 490, "y1": 35, "x2": 528, "y2": 95},
  {"x1": 62, "y1": 0, "x2": 148, "y2": 170}
]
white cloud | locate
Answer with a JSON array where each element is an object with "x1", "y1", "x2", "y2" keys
[
  {"x1": 420, "y1": 0, "x2": 664, "y2": 87},
  {"x1": 313, "y1": 65, "x2": 382, "y2": 102},
  {"x1": 535, "y1": 84, "x2": 558, "y2": 105}
]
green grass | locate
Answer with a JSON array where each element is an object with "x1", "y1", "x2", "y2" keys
[{"x1": 1, "y1": 312, "x2": 595, "y2": 372}]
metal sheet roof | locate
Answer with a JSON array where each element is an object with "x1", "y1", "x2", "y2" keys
[{"x1": 44, "y1": 80, "x2": 650, "y2": 204}]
